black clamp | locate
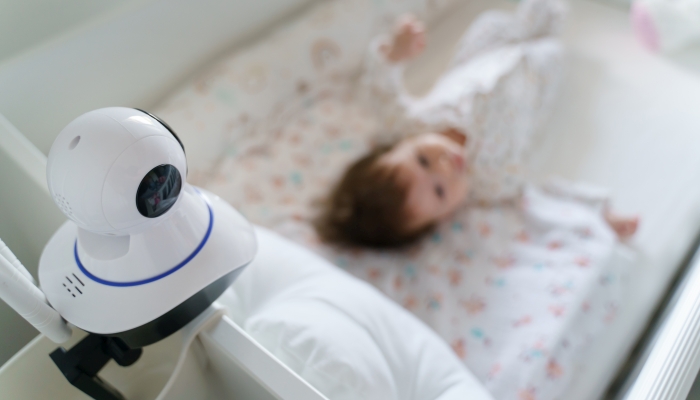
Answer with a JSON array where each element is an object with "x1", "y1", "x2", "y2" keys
[{"x1": 50, "y1": 334, "x2": 142, "y2": 400}]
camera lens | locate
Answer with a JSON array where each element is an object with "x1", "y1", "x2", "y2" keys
[{"x1": 136, "y1": 164, "x2": 182, "y2": 218}]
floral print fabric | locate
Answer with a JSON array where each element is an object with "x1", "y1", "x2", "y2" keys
[
  {"x1": 153, "y1": 0, "x2": 631, "y2": 399},
  {"x1": 192, "y1": 86, "x2": 630, "y2": 400}
]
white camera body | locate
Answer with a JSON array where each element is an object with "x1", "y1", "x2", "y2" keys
[
  {"x1": 39, "y1": 108, "x2": 256, "y2": 347},
  {"x1": 47, "y1": 107, "x2": 187, "y2": 236}
]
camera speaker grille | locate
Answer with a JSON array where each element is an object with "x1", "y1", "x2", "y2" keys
[{"x1": 53, "y1": 194, "x2": 73, "y2": 217}]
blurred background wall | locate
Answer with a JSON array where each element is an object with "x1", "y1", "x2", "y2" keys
[{"x1": 0, "y1": 0, "x2": 138, "y2": 63}]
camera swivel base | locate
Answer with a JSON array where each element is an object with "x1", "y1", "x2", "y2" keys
[{"x1": 38, "y1": 188, "x2": 256, "y2": 342}]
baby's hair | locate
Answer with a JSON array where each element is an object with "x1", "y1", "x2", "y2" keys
[{"x1": 315, "y1": 143, "x2": 432, "y2": 248}]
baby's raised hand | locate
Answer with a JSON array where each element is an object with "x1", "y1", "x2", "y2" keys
[
  {"x1": 604, "y1": 211, "x2": 639, "y2": 240},
  {"x1": 382, "y1": 14, "x2": 426, "y2": 63}
]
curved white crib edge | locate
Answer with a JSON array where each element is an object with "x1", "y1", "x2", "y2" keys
[
  {"x1": 625, "y1": 248, "x2": 700, "y2": 400},
  {"x1": 0, "y1": 113, "x2": 47, "y2": 193}
]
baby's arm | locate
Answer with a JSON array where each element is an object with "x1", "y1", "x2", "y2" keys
[
  {"x1": 543, "y1": 179, "x2": 639, "y2": 240},
  {"x1": 450, "y1": 10, "x2": 519, "y2": 67},
  {"x1": 380, "y1": 15, "x2": 426, "y2": 63},
  {"x1": 361, "y1": 15, "x2": 427, "y2": 136}
]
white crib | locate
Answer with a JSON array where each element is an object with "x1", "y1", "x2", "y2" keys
[{"x1": 2, "y1": 0, "x2": 700, "y2": 398}]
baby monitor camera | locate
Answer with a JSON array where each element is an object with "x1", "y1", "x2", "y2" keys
[{"x1": 39, "y1": 107, "x2": 257, "y2": 348}]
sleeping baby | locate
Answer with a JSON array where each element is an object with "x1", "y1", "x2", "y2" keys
[{"x1": 315, "y1": 0, "x2": 639, "y2": 247}]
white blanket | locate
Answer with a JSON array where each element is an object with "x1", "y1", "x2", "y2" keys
[{"x1": 219, "y1": 226, "x2": 495, "y2": 400}]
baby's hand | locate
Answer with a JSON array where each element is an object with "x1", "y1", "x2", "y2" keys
[
  {"x1": 604, "y1": 211, "x2": 639, "y2": 240},
  {"x1": 382, "y1": 14, "x2": 426, "y2": 63}
]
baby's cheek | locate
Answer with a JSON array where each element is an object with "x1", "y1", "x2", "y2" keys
[
  {"x1": 441, "y1": 186, "x2": 466, "y2": 218},
  {"x1": 454, "y1": 177, "x2": 470, "y2": 205}
]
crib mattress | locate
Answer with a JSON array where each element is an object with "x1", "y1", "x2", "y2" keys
[
  {"x1": 528, "y1": 2, "x2": 700, "y2": 398},
  {"x1": 152, "y1": 0, "x2": 700, "y2": 398},
  {"x1": 192, "y1": 84, "x2": 633, "y2": 398},
  {"x1": 411, "y1": 2, "x2": 700, "y2": 397}
]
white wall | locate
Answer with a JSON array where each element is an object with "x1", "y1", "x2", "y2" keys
[
  {"x1": 0, "y1": 0, "x2": 316, "y2": 156},
  {"x1": 0, "y1": 0, "x2": 139, "y2": 63}
]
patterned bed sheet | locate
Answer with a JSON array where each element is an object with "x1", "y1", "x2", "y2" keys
[
  {"x1": 163, "y1": 87, "x2": 632, "y2": 399},
  {"x1": 150, "y1": 0, "x2": 635, "y2": 398}
]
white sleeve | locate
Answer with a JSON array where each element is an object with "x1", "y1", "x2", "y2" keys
[
  {"x1": 466, "y1": 39, "x2": 564, "y2": 203},
  {"x1": 449, "y1": 10, "x2": 519, "y2": 67},
  {"x1": 360, "y1": 36, "x2": 427, "y2": 138},
  {"x1": 451, "y1": 0, "x2": 565, "y2": 203}
]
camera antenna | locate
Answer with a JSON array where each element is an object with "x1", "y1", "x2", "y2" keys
[
  {"x1": 0, "y1": 237, "x2": 72, "y2": 343},
  {"x1": 0, "y1": 237, "x2": 36, "y2": 284}
]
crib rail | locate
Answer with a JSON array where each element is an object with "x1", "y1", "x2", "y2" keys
[
  {"x1": 0, "y1": 114, "x2": 66, "y2": 364},
  {"x1": 624, "y1": 245, "x2": 700, "y2": 399}
]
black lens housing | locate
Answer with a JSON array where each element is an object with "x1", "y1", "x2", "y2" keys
[{"x1": 135, "y1": 164, "x2": 182, "y2": 218}]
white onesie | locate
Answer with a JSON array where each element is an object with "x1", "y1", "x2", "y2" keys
[{"x1": 361, "y1": 0, "x2": 566, "y2": 202}]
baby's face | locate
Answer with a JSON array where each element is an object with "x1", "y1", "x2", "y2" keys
[{"x1": 381, "y1": 133, "x2": 469, "y2": 231}]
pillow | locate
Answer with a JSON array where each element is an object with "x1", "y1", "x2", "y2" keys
[{"x1": 218, "y1": 226, "x2": 493, "y2": 400}]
